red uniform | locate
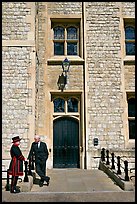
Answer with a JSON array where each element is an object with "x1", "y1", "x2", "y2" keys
[
  {"x1": 8, "y1": 136, "x2": 25, "y2": 193},
  {"x1": 8, "y1": 144, "x2": 25, "y2": 176}
]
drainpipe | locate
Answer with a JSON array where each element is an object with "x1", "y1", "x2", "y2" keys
[{"x1": 82, "y1": 2, "x2": 88, "y2": 169}]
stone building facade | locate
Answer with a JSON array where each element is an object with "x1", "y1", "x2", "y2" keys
[{"x1": 2, "y1": 2, "x2": 135, "y2": 171}]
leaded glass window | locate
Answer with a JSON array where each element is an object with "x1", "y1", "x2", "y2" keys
[
  {"x1": 54, "y1": 26, "x2": 65, "y2": 39},
  {"x1": 128, "y1": 98, "x2": 135, "y2": 117},
  {"x1": 53, "y1": 97, "x2": 79, "y2": 114},
  {"x1": 67, "y1": 27, "x2": 77, "y2": 39},
  {"x1": 67, "y1": 43, "x2": 77, "y2": 55},
  {"x1": 53, "y1": 24, "x2": 79, "y2": 56},
  {"x1": 125, "y1": 26, "x2": 135, "y2": 55},
  {"x1": 54, "y1": 98, "x2": 65, "y2": 112},
  {"x1": 128, "y1": 97, "x2": 135, "y2": 139},
  {"x1": 54, "y1": 42, "x2": 64, "y2": 55},
  {"x1": 67, "y1": 98, "x2": 78, "y2": 112},
  {"x1": 129, "y1": 121, "x2": 135, "y2": 139}
]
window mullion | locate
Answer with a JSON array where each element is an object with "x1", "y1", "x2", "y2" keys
[
  {"x1": 65, "y1": 28, "x2": 67, "y2": 56},
  {"x1": 65, "y1": 100, "x2": 67, "y2": 113}
]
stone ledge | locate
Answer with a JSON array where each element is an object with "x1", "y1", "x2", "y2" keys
[
  {"x1": 19, "y1": 175, "x2": 34, "y2": 192},
  {"x1": 99, "y1": 161, "x2": 134, "y2": 191}
]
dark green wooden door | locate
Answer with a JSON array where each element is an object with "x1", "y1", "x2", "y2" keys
[{"x1": 53, "y1": 117, "x2": 79, "y2": 168}]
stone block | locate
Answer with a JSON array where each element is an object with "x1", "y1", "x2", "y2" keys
[{"x1": 19, "y1": 175, "x2": 33, "y2": 192}]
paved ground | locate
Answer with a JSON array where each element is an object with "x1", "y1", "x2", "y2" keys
[
  {"x1": 32, "y1": 168, "x2": 123, "y2": 192},
  {"x1": 2, "y1": 168, "x2": 135, "y2": 202}
]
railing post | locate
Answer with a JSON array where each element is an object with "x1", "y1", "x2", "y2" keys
[
  {"x1": 124, "y1": 160, "x2": 129, "y2": 181},
  {"x1": 106, "y1": 150, "x2": 110, "y2": 165},
  {"x1": 117, "y1": 156, "x2": 121, "y2": 174},
  {"x1": 28, "y1": 158, "x2": 32, "y2": 175},
  {"x1": 24, "y1": 161, "x2": 29, "y2": 182},
  {"x1": 111, "y1": 153, "x2": 115, "y2": 169},
  {"x1": 5, "y1": 169, "x2": 10, "y2": 191},
  {"x1": 31, "y1": 155, "x2": 35, "y2": 170},
  {"x1": 28, "y1": 156, "x2": 35, "y2": 175},
  {"x1": 101, "y1": 148, "x2": 105, "y2": 161}
]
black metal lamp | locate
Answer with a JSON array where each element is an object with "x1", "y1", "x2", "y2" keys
[
  {"x1": 57, "y1": 58, "x2": 70, "y2": 91},
  {"x1": 62, "y1": 58, "x2": 70, "y2": 75}
]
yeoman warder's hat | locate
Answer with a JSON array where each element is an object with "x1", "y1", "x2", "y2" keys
[{"x1": 12, "y1": 136, "x2": 22, "y2": 143}]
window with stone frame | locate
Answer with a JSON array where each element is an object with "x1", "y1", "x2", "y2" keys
[
  {"x1": 127, "y1": 94, "x2": 135, "y2": 139},
  {"x1": 52, "y1": 23, "x2": 79, "y2": 56},
  {"x1": 53, "y1": 97, "x2": 79, "y2": 113},
  {"x1": 124, "y1": 19, "x2": 135, "y2": 56}
]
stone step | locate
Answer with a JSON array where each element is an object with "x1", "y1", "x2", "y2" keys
[{"x1": 2, "y1": 191, "x2": 135, "y2": 202}]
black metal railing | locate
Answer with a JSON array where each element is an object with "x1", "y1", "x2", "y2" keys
[{"x1": 100, "y1": 148, "x2": 135, "y2": 182}]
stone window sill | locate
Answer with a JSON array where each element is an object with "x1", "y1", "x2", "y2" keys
[
  {"x1": 123, "y1": 56, "x2": 135, "y2": 62},
  {"x1": 47, "y1": 56, "x2": 84, "y2": 65},
  {"x1": 123, "y1": 56, "x2": 135, "y2": 65}
]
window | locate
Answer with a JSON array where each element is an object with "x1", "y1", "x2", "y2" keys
[
  {"x1": 128, "y1": 97, "x2": 135, "y2": 139},
  {"x1": 53, "y1": 24, "x2": 79, "y2": 56},
  {"x1": 67, "y1": 98, "x2": 78, "y2": 112},
  {"x1": 124, "y1": 21, "x2": 135, "y2": 55},
  {"x1": 53, "y1": 97, "x2": 79, "y2": 113},
  {"x1": 53, "y1": 98, "x2": 65, "y2": 112}
]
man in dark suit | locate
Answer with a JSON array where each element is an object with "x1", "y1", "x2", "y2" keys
[{"x1": 27, "y1": 135, "x2": 50, "y2": 187}]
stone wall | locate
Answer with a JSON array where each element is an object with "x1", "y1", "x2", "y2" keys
[
  {"x1": 2, "y1": 47, "x2": 31, "y2": 150},
  {"x1": 85, "y1": 2, "x2": 135, "y2": 168},
  {"x1": 124, "y1": 64, "x2": 135, "y2": 90},
  {"x1": 2, "y1": 2, "x2": 31, "y2": 40},
  {"x1": 86, "y1": 2, "x2": 123, "y2": 149},
  {"x1": 47, "y1": 2, "x2": 82, "y2": 14},
  {"x1": 122, "y1": 2, "x2": 135, "y2": 16},
  {"x1": 2, "y1": 2, "x2": 36, "y2": 167}
]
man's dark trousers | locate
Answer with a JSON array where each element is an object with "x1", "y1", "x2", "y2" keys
[{"x1": 36, "y1": 159, "x2": 47, "y2": 182}]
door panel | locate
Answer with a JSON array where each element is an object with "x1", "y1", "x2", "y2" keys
[{"x1": 53, "y1": 117, "x2": 79, "y2": 168}]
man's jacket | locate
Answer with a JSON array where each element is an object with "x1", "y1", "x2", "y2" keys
[{"x1": 27, "y1": 141, "x2": 49, "y2": 164}]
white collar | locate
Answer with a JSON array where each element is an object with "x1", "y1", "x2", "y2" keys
[{"x1": 38, "y1": 141, "x2": 40, "y2": 148}]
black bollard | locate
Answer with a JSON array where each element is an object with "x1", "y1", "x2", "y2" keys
[
  {"x1": 5, "y1": 169, "x2": 10, "y2": 191},
  {"x1": 31, "y1": 155, "x2": 35, "y2": 170},
  {"x1": 124, "y1": 160, "x2": 129, "y2": 181},
  {"x1": 24, "y1": 161, "x2": 29, "y2": 182},
  {"x1": 28, "y1": 159, "x2": 32, "y2": 175},
  {"x1": 117, "y1": 156, "x2": 121, "y2": 174},
  {"x1": 111, "y1": 153, "x2": 115, "y2": 169},
  {"x1": 101, "y1": 148, "x2": 105, "y2": 161},
  {"x1": 106, "y1": 150, "x2": 110, "y2": 165}
]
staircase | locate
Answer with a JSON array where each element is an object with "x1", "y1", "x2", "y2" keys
[{"x1": 2, "y1": 168, "x2": 135, "y2": 202}]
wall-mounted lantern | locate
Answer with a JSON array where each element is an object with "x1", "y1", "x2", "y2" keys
[
  {"x1": 57, "y1": 58, "x2": 70, "y2": 91},
  {"x1": 62, "y1": 57, "x2": 70, "y2": 74}
]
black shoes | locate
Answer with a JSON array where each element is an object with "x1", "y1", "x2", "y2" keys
[
  {"x1": 39, "y1": 176, "x2": 50, "y2": 187},
  {"x1": 44, "y1": 176, "x2": 50, "y2": 182},
  {"x1": 44, "y1": 176, "x2": 50, "y2": 186},
  {"x1": 10, "y1": 188, "x2": 20, "y2": 193},
  {"x1": 39, "y1": 180, "x2": 44, "y2": 187}
]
